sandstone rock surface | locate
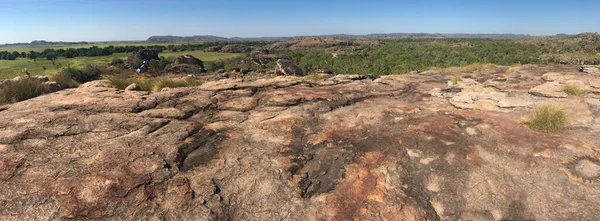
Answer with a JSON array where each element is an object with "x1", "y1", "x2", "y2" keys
[{"x1": 1, "y1": 65, "x2": 600, "y2": 220}]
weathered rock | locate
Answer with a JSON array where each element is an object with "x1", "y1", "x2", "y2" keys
[
  {"x1": 590, "y1": 79, "x2": 600, "y2": 89},
  {"x1": 205, "y1": 46, "x2": 222, "y2": 52},
  {"x1": 2, "y1": 65, "x2": 600, "y2": 220},
  {"x1": 580, "y1": 65, "x2": 599, "y2": 73},
  {"x1": 125, "y1": 83, "x2": 141, "y2": 91},
  {"x1": 43, "y1": 81, "x2": 62, "y2": 92},
  {"x1": 541, "y1": 72, "x2": 574, "y2": 81},
  {"x1": 329, "y1": 74, "x2": 371, "y2": 82},
  {"x1": 219, "y1": 44, "x2": 251, "y2": 53},
  {"x1": 250, "y1": 54, "x2": 290, "y2": 65},
  {"x1": 173, "y1": 55, "x2": 204, "y2": 67},
  {"x1": 529, "y1": 82, "x2": 568, "y2": 98},
  {"x1": 276, "y1": 59, "x2": 305, "y2": 76}
]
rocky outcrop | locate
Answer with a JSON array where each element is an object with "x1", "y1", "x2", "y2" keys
[
  {"x1": 168, "y1": 55, "x2": 206, "y2": 74},
  {"x1": 2, "y1": 65, "x2": 600, "y2": 220},
  {"x1": 219, "y1": 44, "x2": 251, "y2": 53},
  {"x1": 173, "y1": 55, "x2": 204, "y2": 67},
  {"x1": 264, "y1": 37, "x2": 364, "y2": 50},
  {"x1": 276, "y1": 59, "x2": 305, "y2": 76},
  {"x1": 130, "y1": 49, "x2": 160, "y2": 61}
]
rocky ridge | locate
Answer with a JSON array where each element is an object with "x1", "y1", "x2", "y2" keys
[{"x1": 1, "y1": 65, "x2": 600, "y2": 220}]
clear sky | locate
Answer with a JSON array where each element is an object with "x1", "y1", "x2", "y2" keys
[{"x1": 0, "y1": 0, "x2": 599, "y2": 44}]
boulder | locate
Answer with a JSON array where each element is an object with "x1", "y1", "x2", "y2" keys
[
  {"x1": 276, "y1": 59, "x2": 305, "y2": 76},
  {"x1": 169, "y1": 55, "x2": 206, "y2": 74},
  {"x1": 205, "y1": 46, "x2": 222, "y2": 52},
  {"x1": 173, "y1": 55, "x2": 204, "y2": 68},
  {"x1": 43, "y1": 81, "x2": 62, "y2": 92},
  {"x1": 125, "y1": 83, "x2": 141, "y2": 91}
]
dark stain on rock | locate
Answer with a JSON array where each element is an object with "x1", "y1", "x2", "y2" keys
[{"x1": 177, "y1": 128, "x2": 226, "y2": 172}]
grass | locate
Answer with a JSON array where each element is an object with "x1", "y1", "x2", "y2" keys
[
  {"x1": 450, "y1": 75, "x2": 464, "y2": 85},
  {"x1": 0, "y1": 78, "x2": 50, "y2": 104},
  {"x1": 505, "y1": 64, "x2": 523, "y2": 74},
  {"x1": 108, "y1": 76, "x2": 203, "y2": 92},
  {"x1": 520, "y1": 104, "x2": 568, "y2": 132},
  {"x1": 563, "y1": 84, "x2": 583, "y2": 96},
  {"x1": 0, "y1": 51, "x2": 242, "y2": 80}
]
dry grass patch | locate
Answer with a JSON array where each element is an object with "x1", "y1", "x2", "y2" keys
[
  {"x1": 0, "y1": 78, "x2": 50, "y2": 104},
  {"x1": 520, "y1": 104, "x2": 568, "y2": 132},
  {"x1": 563, "y1": 84, "x2": 583, "y2": 96}
]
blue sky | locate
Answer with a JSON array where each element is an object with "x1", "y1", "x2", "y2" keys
[{"x1": 0, "y1": 0, "x2": 599, "y2": 44}]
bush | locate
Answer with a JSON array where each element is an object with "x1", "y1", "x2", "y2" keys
[
  {"x1": 49, "y1": 72, "x2": 80, "y2": 88},
  {"x1": 520, "y1": 104, "x2": 568, "y2": 132},
  {"x1": 563, "y1": 84, "x2": 583, "y2": 96},
  {"x1": 61, "y1": 65, "x2": 102, "y2": 83},
  {"x1": 0, "y1": 78, "x2": 50, "y2": 104},
  {"x1": 451, "y1": 75, "x2": 463, "y2": 85}
]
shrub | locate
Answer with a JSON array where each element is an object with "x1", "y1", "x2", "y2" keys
[
  {"x1": 520, "y1": 104, "x2": 568, "y2": 132},
  {"x1": 61, "y1": 65, "x2": 102, "y2": 83},
  {"x1": 49, "y1": 72, "x2": 80, "y2": 88},
  {"x1": 563, "y1": 84, "x2": 583, "y2": 96},
  {"x1": 450, "y1": 75, "x2": 463, "y2": 85},
  {"x1": 0, "y1": 78, "x2": 50, "y2": 104}
]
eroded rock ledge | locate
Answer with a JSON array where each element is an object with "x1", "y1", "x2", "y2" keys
[{"x1": 1, "y1": 65, "x2": 600, "y2": 220}]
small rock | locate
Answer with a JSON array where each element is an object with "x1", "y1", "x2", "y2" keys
[{"x1": 125, "y1": 83, "x2": 141, "y2": 91}]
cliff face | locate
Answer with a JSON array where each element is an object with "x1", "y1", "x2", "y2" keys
[{"x1": 1, "y1": 65, "x2": 600, "y2": 220}]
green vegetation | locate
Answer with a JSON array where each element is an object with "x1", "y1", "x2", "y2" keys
[
  {"x1": 285, "y1": 39, "x2": 542, "y2": 76},
  {"x1": 0, "y1": 51, "x2": 241, "y2": 79},
  {"x1": 108, "y1": 76, "x2": 203, "y2": 92},
  {"x1": 60, "y1": 65, "x2": 102, "y2": 83},
  {"x1": 450, "y1": 75, "x2": 464, "y2": 85},
  {"x1": 563, "y1": 84, "x2": 584, "y2": 96},
  {"x1": 520, "y1": 104, "x2": 568, "y2": 132},
  {"x1": 0, "y1": 78, "x2": 50, "y2": 104}
]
